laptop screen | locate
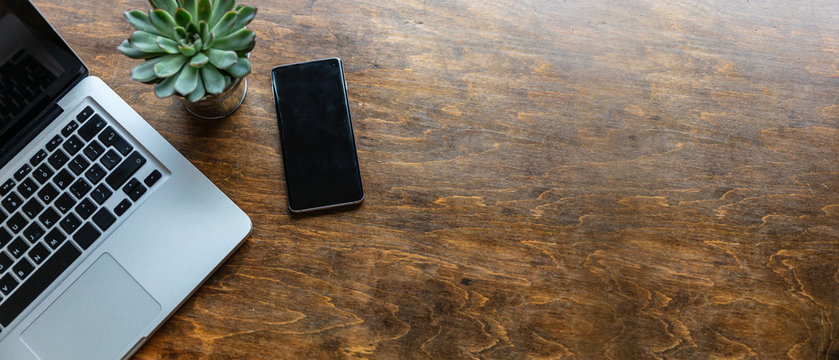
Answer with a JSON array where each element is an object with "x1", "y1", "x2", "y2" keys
[{"x1": 0, "y1": 0, "x2": 86, "y2": 166}]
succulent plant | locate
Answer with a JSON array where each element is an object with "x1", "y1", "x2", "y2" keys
[{"x1": 117, "y1": 0, "x2": 256, "y2": 101}]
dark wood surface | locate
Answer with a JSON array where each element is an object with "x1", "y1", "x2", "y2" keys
[{"x1": 35, "y1": 0, "x2": 839, "y2": 358}]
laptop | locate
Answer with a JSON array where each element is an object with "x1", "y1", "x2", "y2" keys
[{"x1": 0, "y1": 1, "x2": 252, "y2": 359}]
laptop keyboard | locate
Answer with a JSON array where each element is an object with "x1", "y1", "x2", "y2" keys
[{"x1": 0, "y1": 105, "x2": 164, "y2": 330}]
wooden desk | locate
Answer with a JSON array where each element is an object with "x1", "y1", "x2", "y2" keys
[{"x1": 37, "y1": 0, "x2": 839, "y2": 358}]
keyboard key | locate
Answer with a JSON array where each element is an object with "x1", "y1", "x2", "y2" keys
[
  {"x1": 68, "y1": 155, "x2": 90, "y2": 175},
  {"x1": 106, "y1": 151, "x2": 146, "y2": 189},
  {"x1": 28, "y1": 243, "x2": 50, "y2": 265},
  {"x1": 113, "y1": 199, "x2": 131, "y2": 216},
  {"x1": 13, "y1": 164, "x2": 31, "y2": 181},
  {"x1": 60, "y1": 120, "x2": 79, "y2": 137},
  {"x1": 44, "y1": 229, "x2": 66, "y2": 249},
  {"x1": 32, "y1": 163, "x2": 54, "y2": 184},
  {"x1": 0, "y1": 242, "x2": 81, "y2": 327},
  {"x1": 78, "y1": 114, "x2": 107, "y2": 141},
  {"x1": 53, "y1": 169, "x2": 74, "y2": 190},
  {"x1": 0, "y1": 252, "x2": 12, "y2": 273},
  {"x1": 13, "y1": 259, "x2": 34, "y2": 280},
  {"x1": 54, "y1": 193, "x2": 76, "y2": 213},
  {"x1": 100, "y1": 149, "x2": 121, "y2": 170},
  {"x1": 69, "y1": 178, "x2": 92, "y2": 199},
  {"x1": 29, "y1": 149, "x2": 48, "y2": 166},
  {"x1": 84, "y1": 164, "x2": 106, "y2": 184},
  {"x1": 98, "y1": 127, "x2": 133, "y2": 155},
  {"x1": 92, "y1": 208, "x2": 116, "y2": 231},
  {"x1": 16, "y1": 178, "x2": 37, "y2": 198},
  {"x1": 144, "y1": 170, "x2": 162, "y2": 187},
  {"x1": 74, "y1": 198, "x2": 96, "y2": 220},
  {"x1": 0, "y1": 228, "x2": 11, "y2": 247},
  {"x1": 0, "y1": 273, "x2": 17, "y2": 295},
  {"x1": 0, "y1": 179, "x2": 14, "y2": 196},
  {"x1": 2, "y1": 192, "x2": 23, "y2": 213},
  {"x1": 7, "y1": 213, "x2": 26, "y2": 234},
  {"x1": 73, "y1": 223, "x2": 101, "y2": 250},
  {"x1": 83, "y1": 141, "x2": 105, "y2": 161},
  {"x1": 37, "y1": 183, "x2": 59, "y2": 204},
  {"x1": 128, "y1": 182, "x2": 146, "y2": 201},
  {"x1": 21, "y1": 198, "x2": 43, "y2": 219},
  {"x1": 8, "y1": 237, "x2": 29, "y2": 258},
  {"x1": 47, "y1": 149, "x2": 69, "y2": 170},
  {"x1": 44, "y1": 135, "x2": 62, "y2": 152},
  {"x1": 77, "y1": 106, "x2": 94, "y2": 122},
  {"x1": 62, "y1": 134, "x2": 84, "y2": 155},
  {"x1": 23, "y1": 223, "x2": 45, "y2": 243},
  {"x1": 90, "y1": 184, "x2": 112, "y2": 205},
  {"x1": 60, "y1": 213, "x2": 81, "y2": 234},
  {"x1": 122, "y1": 178, "x2": 139, "y2": 193},
  {"x1": 123, "y1": 178, "x2": 147, "y2": 201},
  {"x1": 0, "y1": 211, "x2": 5, "y2": 223},
  {"x1": 39, "y1": 207, "x2": 60, "y2": 229}
]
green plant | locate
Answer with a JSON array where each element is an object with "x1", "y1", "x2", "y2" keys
[{"x1": 118, "y1": 0, "x2": 256, "y2": 101}]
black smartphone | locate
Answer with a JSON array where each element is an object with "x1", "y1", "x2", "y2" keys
[{"x1": 271, "y1": 58, "x2": 364, "y2": 213}]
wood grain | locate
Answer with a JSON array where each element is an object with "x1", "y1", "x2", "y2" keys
[{"x1": 34, "y1": 0, "x2": 839, "y2": 358}]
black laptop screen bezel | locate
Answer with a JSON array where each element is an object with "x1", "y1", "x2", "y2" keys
[{"x1": 0, "y1": 0, "x2": 89, "y2": 168}]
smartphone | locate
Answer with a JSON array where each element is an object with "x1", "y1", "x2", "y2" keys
[{"x1": 271, "y1": 58, "x2": 364, "y2": 213}]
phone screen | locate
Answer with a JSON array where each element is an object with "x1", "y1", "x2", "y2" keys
[{"x1": 271, "y1": 58, "x2": 364, "y2": 212}]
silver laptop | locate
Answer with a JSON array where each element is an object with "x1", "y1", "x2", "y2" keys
[{"x1": 0, "y1": 1, "x2": 252, "y2": 359}]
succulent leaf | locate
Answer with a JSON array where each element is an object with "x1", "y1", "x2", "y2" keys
[
  {"x1": 211, "y1": 11, "x2": 237, "y2": 38},
  {"x1": 196, "y1": 0, "x2": 212, "y2": 23},
  {"x1": 213, "y1": 29, "x2": 254, "y2": 51},
  {"x1": 131, "y1": 56, "x2": 168, "y2": 82},
  {"x1": 189, "y1": 53, "x2": 209, "y2": 67},
  {"x1": 225, "y1": 57, "x2": 251, "y2": 78},
  {"x1": 187, "y1": 76, "x2": 206, "y2": 101},
  {"x1": 156, "y1": 36, "x2": 180, "y2": 54},
  {"x1": 173, "y1": 26, "x2": 187, "y2": 41},
  {"x1": 125, "y1": 10, "x2": 163, "y2": 36},
  {"x1": 129, "y1": 31, "x2": 164, "y2": 53},
  {"x1": 200, "y1": 65, "x2": 225, "y2": 94},
  {"x1": 149, "y1": 0, "x2": 178, "y2": 15},
  {"x1": 181, "y1": 0, "x2": 197, "y2": 20},
  {"x1": 185, "y1": 21, "x2": 199, "y2": 36},
  {"x1": 174, "y1": 8, "x2": 192, "y2": 27},
  {"x1": 223, "y1": 73, "x2": 232, "y2": 89},
  {"x1": 149, "y1": 9, "x2": 177, "y2": 38},
  {"x1": 203, "y1": 31, "x2": 215, "y2": 50},
  {"x1": 154, "y1": 54, "x2": 188, "y2": 77},
  {"x1": 205, "y1": 48, "x2": 237, "y2": 69},
  {"x1": 238, "y1": 37, "x2": 255, "y2": 54},
  {"x1": 174, "y1": 64, "x2": 200, "y2": 95},
  {"x1": 233, "y1": 6, "x2": 255, "y2": 29},
  {"x1": 154, "y1": 74, "x2": 178, "y2": 97},
  {"x1": 118, "y1": 40, "x2": 160, "y2": 59},
  {"x1": 208, "y1": 0, "x2": 234, "y2": 27},
  {"x1": 178, "y1": 43, "x2": 197, "y2": 57},
  {"x1": 199, "y1": 21, "x2": 210, "y2": 43}
]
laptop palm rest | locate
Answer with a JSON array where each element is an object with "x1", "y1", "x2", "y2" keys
[{"x1": 20, "y1": 253, "x2": 161, "y2": 360}]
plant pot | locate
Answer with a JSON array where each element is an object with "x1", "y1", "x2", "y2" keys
[{"x1": 182, "y1": 77, "x2": 248, "y2": 119}]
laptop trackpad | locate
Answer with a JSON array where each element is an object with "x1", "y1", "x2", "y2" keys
[{"x1": 21, "y1": 253, "x2": 161, "y2": 360}]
